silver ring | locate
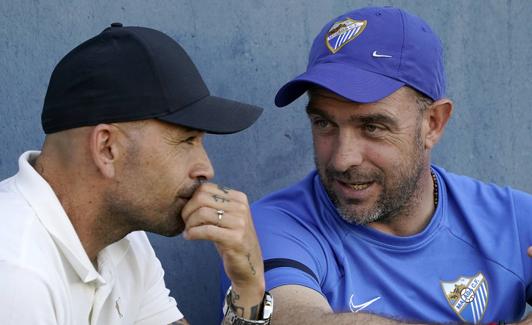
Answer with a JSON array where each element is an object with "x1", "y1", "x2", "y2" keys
[{"x1": 216, "y1": 209, "x2": 224, "y2": 226}]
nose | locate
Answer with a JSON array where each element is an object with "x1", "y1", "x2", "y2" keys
[
  {"x1": 330, "y1": 129, "x2": 364, "y2": 172},
  {"x1": 190, "y1": 144, "x2": 215, "y2": 181}
]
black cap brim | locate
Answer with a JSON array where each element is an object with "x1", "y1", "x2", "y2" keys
[{"x1": 157, "y1": 95, "x2": 263, "y2": 134}]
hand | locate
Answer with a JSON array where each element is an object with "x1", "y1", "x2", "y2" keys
[
  {"x1": 528, "y1": 246, "x2": 532, "y2": 258},
  {"x1": 181, "y1": 183, "x2": 265, "y2": 319}
]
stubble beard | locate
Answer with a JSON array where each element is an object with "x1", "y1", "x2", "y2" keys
[
  {"x1": 317, "y1": 129, "x2": 426, "y2": 226},
  {"x1": 102, "y1": 179, "x2": 201, "y2": 238}
]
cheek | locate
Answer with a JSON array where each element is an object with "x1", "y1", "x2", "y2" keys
[
  {"x1": 312, "y1": 135, "x2": 335, "y2": 165},
  {"x1": 158, "y1": 163, "x2": 186, "y2": 191},
  {"x1": 362, "y1": 142, "x2": 404, "y2": 170},
  {"x1": 138, "y1": 159, "x2": 180, "y2": 196}
]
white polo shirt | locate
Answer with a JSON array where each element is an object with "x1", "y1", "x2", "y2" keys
[{"x1": 0, "y1": 151, "x2": 183, "y2": 324}]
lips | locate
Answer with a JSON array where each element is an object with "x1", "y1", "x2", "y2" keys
[
  {"x1": 338, "y1": 179, "x2": 373, "y2": 190},
  {"x1": 348, "y1": 183, "x2": 371, "y2": 191},
  {"x1": 178, "y1": 182, "x2": 201, "y2": 200},
  {"x1": 334, "y1": 179, "x2": 376, "y2": 201}
]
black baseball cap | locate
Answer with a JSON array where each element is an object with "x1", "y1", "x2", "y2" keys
[{"x1": 42, "y1": 23, "x2": 262, "y2": 134}]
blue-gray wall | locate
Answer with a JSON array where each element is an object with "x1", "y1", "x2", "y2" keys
[{"x1": 1, "y1": 1, "x2": 531, "y2": 324}]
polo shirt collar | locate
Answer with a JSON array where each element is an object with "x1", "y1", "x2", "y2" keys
[{"x1": 14, "y1": 151, "x2": 129, "y2": 285}]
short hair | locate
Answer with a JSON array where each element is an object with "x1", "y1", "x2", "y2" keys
[{"x1": 412, "y1": 87, "x2": 434, "y2": 112}]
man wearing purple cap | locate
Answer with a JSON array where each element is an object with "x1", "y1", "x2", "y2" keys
[{"x1": 250, "y1": 6, "x2": 532, "y2": 324}]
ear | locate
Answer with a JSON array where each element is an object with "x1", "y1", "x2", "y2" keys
[
  {"x1": 89, "y1": 124, "x2": 122, "y2": 179},
  {"x1": 423, "y1": 99, "x2": 453, "y2": 150}
]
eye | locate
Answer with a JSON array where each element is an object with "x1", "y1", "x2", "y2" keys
[
  {"x1": 364, "y1": 124, "x2": 378, "y2": 133},
  {"x1": 363, "y1": 123, "x2": 386, "y2": 136},
  {"x1": 184, "y1": 136, "x2": 197, "y2": 145},
  {"x1": 310, "y1": 117, "x2": 332, "y2": 129}
]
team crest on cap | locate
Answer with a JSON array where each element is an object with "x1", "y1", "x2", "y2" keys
[
  {"x1": 440, "y1": 273, "x2": 489, "y2": 324},
  {"x1": 325, "y1": 18, "x2": 367, "y2": 54}
]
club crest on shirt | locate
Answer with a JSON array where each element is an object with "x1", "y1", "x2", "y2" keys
[
  {"x1": 440, "y1": 272, "x2": 488, "y2": 323},
  {"x1": 325, "y1": 18, "x2": 367, "y2": 54}
]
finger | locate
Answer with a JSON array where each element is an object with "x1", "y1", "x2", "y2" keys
[
  {"x1": 181, "y1": 190, "x2": 233, "y2": 223},
  {"x1": 196, "y1": 182, "x2": 232, "y2": 195},
  {"x1": 181, "y1": 196, "x2": 242, "y2": 227},
  {"x1": 528, "y1": 246, "x2": 532, "y2": 258},
  {"x1": 183, "y1": 223, "x2": 235, "y2": 243},
  {"x1": 181, "y1": 183, "x2": 234, "y2": 216},
  {"x1": 184, "y1": 207, "x2": 239, "y2": 230},
  {"x1": 217, "y1": 183, "x2": 231, "y2": 194},
  {"x1": 196, "y1": 182, "x2": 248, "y2": 204},
  {"x1": 182, "y1": 187, "x2": 249, "y2": 225},
  {"x1": 184, "y1": 224, "x2": 261, "y2": 267}
]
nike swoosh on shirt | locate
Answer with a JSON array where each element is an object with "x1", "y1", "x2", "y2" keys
[
  {"x1": 349, "y1": 294, "x2": 381, "y2": 313},
  {"x1": 372, "y1": 50, "x2": 392, "y2": 58}
]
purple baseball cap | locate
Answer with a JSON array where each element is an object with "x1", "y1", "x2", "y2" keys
[{"x1": 275, "y1": 6, "x2": 446, "y2": 107}]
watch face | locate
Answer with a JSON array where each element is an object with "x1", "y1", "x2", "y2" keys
[
  {"x1": 223, "y1": 288, "x2": 273, "y2": 325},
  {"x1": 263, "y1": 293, "x2": 274, "y2": 319}
]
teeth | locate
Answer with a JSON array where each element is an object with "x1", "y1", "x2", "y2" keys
[{"x1": 349, "y1": 183, "x2": 370, "y2": 190}]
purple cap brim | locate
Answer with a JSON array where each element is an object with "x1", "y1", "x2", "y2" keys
[{"x1": 275, "y1": 62, "x2": 405, "y2": 107}]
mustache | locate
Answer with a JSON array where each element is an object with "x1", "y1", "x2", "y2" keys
[
  {"x1": 325, "y1": 167, "x2": 383, "y2": 184},
  {"x1": 177, "y1": 179, "x2": 202, "y2": 199}
]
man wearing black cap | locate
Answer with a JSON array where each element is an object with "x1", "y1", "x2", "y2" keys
[
  {"x1": 247, "y1": 6, "x2": 532, "y2": 324},
  {"x1": 0, "y1": 24, "x2": 272, "y2": 324}
]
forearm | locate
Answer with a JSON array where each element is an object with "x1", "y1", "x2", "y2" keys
[
  {"x1": 273, "y1": 305, "x2": 421, "y2": 325},
  {"x1": 271, "y1": 285, "x2": 429, "y2": 325},
  {"x1": 275, "y1": 306, "x2": 532, "y2": 325},
  {"x1": 183, "y1": 183, "x2": 268, "y2": 323}
]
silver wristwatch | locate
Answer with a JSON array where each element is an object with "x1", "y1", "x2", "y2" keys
[{"x1": 222, "y1": 287, "x2": 274, "y2": 325}]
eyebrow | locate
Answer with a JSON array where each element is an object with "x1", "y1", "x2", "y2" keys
[
  {"x1": 306, "y1": 105, "x2": 332, "y2": 119},
  {"x1": 306, "y1": 104, "x2": 399, "y2": 128},
  {"x1": 186, "y1": 126, "x2": 202, "y2": 132},
  {"x1": 163, "y1": 126, "x2": 202, "y2": 143},
  {"x1": 356, "y1": 114, "x2": 398, "y2": 128}
]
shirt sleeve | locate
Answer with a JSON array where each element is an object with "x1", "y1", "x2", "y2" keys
[
  {"x1": 0, "y1": 262, "x2": 58, "y2": 324},
  {"x1": 252, "y1": 205, "x2": 328, "y2": 295},
  {"x1": 513, "y1": 190, "x2": 532, "y2": 305},
  {"x1": 133, "y1": 233, "x2": 183, "y2": 325}
]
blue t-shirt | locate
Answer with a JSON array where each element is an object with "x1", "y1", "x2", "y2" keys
[{"x1": 251, "y1": 165, "x2": 532, "y2": 323}]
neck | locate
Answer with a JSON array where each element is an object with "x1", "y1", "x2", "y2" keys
[
  {"x1": 368, "y1": 167, "x2": 437, "y2": 237},
  {"x1": 34, "y1": 155, "x2": 129, "y2": 266}
]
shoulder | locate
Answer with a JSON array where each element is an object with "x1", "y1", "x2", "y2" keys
[
  {"x1": 435, "y1": 165, "x2": 532, "y2": 277},
  {"x1": 435, "y1": 165, "x2": 532, "y2": 214},
  {"x1": 0, "y1": 261, "x2": 59, "y2": 323},
  {"x1": 0, "y1": 179, "x2": 58, "y2": 268},
  {"x1": 251, "y1": 170, "x2": 343, "y2": 247},
  {"x1": 252, "y1": 171, "x2": 320, "y2": 222},
  {"x1": 251, "y1": 171, "x2": 333, "y2": 249},
  {"x1": 251, "y1": 172, "x2": 334, "y2": 283},
  {"x1": 0, "y1": 261, "x2": 53, "y2": 292},
  {"x1": 118, "y1": 232, "x2": 183, "y2": 324},
  {"x1": 0, "y1": 176, "x2": 34, "y2": 218}
]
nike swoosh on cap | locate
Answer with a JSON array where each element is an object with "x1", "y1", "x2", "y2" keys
[{"x1": 372, "y1": 50, "x2": 392, "y2": 58}]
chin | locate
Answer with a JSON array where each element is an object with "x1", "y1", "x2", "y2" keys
[
  {"x1": 160, "y1": 222, "x2": 186, "y2": 237},
  {"x1": 336, "y1": 204, "x2": 384, "y2": 225},
  {"x1": 146, "y1": 216, "x2": 185, "y2": 237}
]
